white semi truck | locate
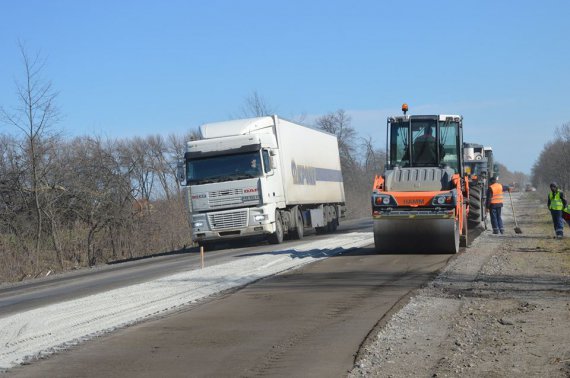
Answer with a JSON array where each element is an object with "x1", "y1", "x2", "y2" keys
[{"x1": 177, "y1": 115, "x2": 346, "y2": 248}]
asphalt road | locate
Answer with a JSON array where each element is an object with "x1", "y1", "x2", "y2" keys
[
  {"x1": 4, "y1": 218, "x2": 458, "y2": 378},
  {"x1": 0, "y1": 218, "x2": 370, "y2": 316}
]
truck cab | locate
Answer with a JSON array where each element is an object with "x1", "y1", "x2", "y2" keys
[{"x1": 179, "y1": 118, "x2": 284, "y2": 246}]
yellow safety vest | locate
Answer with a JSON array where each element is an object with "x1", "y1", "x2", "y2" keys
[{"x1": 549, "y1": 191, "x2": 563, "y2": 211}]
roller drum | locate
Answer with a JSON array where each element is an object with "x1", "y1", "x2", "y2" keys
[{"x1": 373, "y1": 218, "x2": 459, "y2": 254}]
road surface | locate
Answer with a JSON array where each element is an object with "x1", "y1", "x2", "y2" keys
[{"x1": 4, "y1": 218, "x2": 461, "y2": 377}]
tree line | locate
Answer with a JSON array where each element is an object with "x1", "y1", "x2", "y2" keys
[
  {"x1": 531, "y1": 123, "x2": 570, "y2": 192},
  {"x1": 0, "y1": 130, "x2": 197, "y2": 281},
  {"x1": 0, "y1": 45, "x2": 199, "y2": 281}
]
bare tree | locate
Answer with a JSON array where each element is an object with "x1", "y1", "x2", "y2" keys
[
  {"x1": 531, "y1": 122, "x2": 570, "y2": 192},
  {"x1": 315, "y1": 109, "x2": 358, "y2": 169},
  {"x1": 117, "y1": 137, "x2": 155, "y2": 201},
  {"x1": 239, "y1": 91, "x2": 274, "y2": 117},
  {"x1": 0, "y1": 41, "x2": 60, "y2": 264},
  {"x1": 146, "y1": 135, "x2": 172, "y2": 200},
  {"x1": 532, "y1": 139, "x2": 569, "y2": 191},
  {"x1": 362, "y1": 136, "x2": 386, "y2": 175}
]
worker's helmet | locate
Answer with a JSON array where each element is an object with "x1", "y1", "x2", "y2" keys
[
  {"x1": 550, "y1": 182, "x2": 558, "y2": 189},
  {"x1": 489, "y1": 176, "x2": 498, "y2": 184}
]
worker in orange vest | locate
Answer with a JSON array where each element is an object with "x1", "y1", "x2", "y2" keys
[{"x1": 486, "y1": 176, "x2": 510, "y2": 234}]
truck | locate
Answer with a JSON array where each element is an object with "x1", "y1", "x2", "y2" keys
[
  {"x1": 371, "y1": 104, "x2": 469, "y2": 254},
  {"x1": 463, "y1": 143, "x2": 495, "y2": 228},
  {"x1": 177, "y1": 115, "x2": 346, "y2": 248}
]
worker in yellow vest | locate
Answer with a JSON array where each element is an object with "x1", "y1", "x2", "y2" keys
[
  {"x1": 485, "y1": 176, "x2": 510, "y2": 234},
  {"x1": 548, "y1": 182, "x2": 567, "y2": 239}
]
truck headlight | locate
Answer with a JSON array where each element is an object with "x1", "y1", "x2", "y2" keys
[
  {"x1": 253, "y1": 214, "x2": 267, "y2": 221},
  {"x1": 192, "y1": 221, "x2": 204, "y2": 228}
]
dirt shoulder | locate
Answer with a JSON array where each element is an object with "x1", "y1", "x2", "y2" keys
[{"x1": 349, "y1": 192, "x2": 570, "y2": 377}]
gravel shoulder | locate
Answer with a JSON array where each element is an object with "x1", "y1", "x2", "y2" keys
[{"x1": 350, "y1": 192, "x2": 570, "y2": 377}]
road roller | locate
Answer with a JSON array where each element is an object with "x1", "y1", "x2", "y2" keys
[{"x1": 371, "y1": 104, "x2": 469, "y2": 253}]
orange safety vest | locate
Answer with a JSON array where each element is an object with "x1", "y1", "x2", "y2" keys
[{"x1": 489, "y1": 183, "x2": 504, "y2": 204}]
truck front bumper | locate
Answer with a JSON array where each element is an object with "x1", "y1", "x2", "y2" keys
[{"x1": 191, "y1": 207, "x2": 276, "y2": 243}]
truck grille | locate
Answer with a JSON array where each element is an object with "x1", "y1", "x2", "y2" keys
[
  {"x1": 208, "y1": 210, "x2": 248, "y2": 230},
  {"x1": 209, "y1": 197, "x2": 243, "y2": 208},
  {"x1": 208, "y1": 188, "x2": 245, "y2": 208},
  {"x1": 209, "y1": 188, "x2": 243, "y2": 197}
]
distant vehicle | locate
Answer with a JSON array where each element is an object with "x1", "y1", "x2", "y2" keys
[
  {"x1": 525, "y1": 184, "x2": 536, "y2": 192},
  {"x1": 177, "y1": 115, "x2": 346, "y2": 248}
]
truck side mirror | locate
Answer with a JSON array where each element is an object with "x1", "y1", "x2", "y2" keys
[
  {"x1": 176, "y1": 160, "x2": 186, "y2": 184},
  {"x1": 270, "y1": 156, "x2": 277, "y2": 169}
]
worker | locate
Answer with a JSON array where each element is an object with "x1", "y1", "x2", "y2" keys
[
  {"x1": 413, "y1": 126, "x2": 437, "y2": 165},
  {"x1": 486, "y1": 176, "x2": 510, "y2": 234},
  {"x1": 548, "y1": 182, "x2": 567, "y2": 239}
]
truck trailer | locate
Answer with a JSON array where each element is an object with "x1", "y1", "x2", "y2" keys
[{"x1": 177, "y1": 115, "x2": 346, "y2": 248}]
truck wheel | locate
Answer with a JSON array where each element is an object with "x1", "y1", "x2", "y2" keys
[
  {"x1": 268, "y1": 211, "x2": 284, "y2": 244},
  {"x1": 290, "y1": 208, "x2": 304, "y2": 240},
  {"x1": 315, "y1": 226, "x2": 327, "y2": 234}
]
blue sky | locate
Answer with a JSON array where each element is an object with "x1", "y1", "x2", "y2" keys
[{"x1": 1, "y1": 1, "x2": 569, "y2": 174}]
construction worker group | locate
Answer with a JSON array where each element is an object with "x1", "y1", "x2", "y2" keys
[{"x1": 487, "y1": 178, "x2": 569, "y2": 239}]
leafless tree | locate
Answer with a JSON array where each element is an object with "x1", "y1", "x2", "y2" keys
[
  {"x1": 532, "y1": 137, "x2": 569, "y2": 192},
  {"x1": 362, "y1": 136, "x2": 386, "y2": 175},
  {"x1": 239, "y1": 91, "x2": 275, "y2": 117},
  {"x1": 0, "y1": 41, "x2": 60, "y2": 265},
  {"x1": 117, "y1": 137, "x2": 155, "y2": 201},
  {"x1": 146, "y1": 135, "x2": 173, "y2": 200},
  {"x1": 315, "y1": 109, "x2": 358, "y2": 170}
]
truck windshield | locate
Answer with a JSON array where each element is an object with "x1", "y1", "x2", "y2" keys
[
  {"x1": 389, "y1": 119, "x2": 460, "y2": 172},
  {"x1": 186, "y1": 151, "x2": 263, "y2": 185}
]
